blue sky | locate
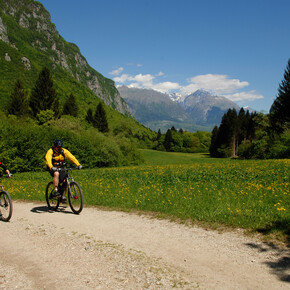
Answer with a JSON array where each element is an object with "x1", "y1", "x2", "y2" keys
[{"x1": 37, "y1": 0, "x2": 290, "y2": 112}]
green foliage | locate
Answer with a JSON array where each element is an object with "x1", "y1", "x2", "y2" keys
[
  {"x1": 85, "y1": 108, "x2": 94, "y2": 124},
  {"x1": 154, "y1": 127, "x2": 210, "y2": 153},
  {"x1": 63, "y1": 93, "x2": 79, "y2": 117},
  {"x1": 36, "y1": 109, "x2": 54, "y2": 125},
  {"x1": 7, "y1": 80, "x2": 29, "y2": 117},
  {"x1": 0, "y1": 113, "x2": 143, "y2": 172},
  {"x1": 270, "y1": 58, "x2": 290, "y2": 132},
  {"x1": 93, "y1": 102, "x2": 109, "y2": 133},
  {"x1": 29, "y1": 67, "x2": 59, "y2": 117},
  {"x1": 164, "y1": 129, "x2": 173, "y2": 151}
]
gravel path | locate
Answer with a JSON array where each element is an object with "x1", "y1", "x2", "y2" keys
[{"x1": 0, "y1": 201, "x2": 289, "y2": 289}]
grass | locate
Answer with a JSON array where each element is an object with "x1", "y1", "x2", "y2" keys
[{"x1": 2, "y1": 150, "x2": 289, "y2": 244}]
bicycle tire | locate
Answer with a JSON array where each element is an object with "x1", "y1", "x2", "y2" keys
[
  {"x1": 0, "y1": 190, "x2": 13, "y2": 222},
  {"x1": 45, "y1": 181, "x2": 60, "y2": 211},
  {"x1": 68, "y1": 181, "x2": 83, "y2": 214}
]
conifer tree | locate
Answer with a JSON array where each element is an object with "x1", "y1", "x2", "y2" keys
[
  {"x1": 86, "y1": 108, "x2": 94, "y2": 124},
  {"x1": 209, "y1": 126, "x2": 219, "y2": 157},
  {"x1": 270, "y1": 58, "x2": 290, "y2": 132},
  {"x1": 7, "y1": 80, "x2": 29, "y2": 117},
  {"x1": 63, "y1": 93, "x2": 78, "y2": 117},
  {"x1": 164, "y1": 129, "x2": 173, "y2": 151},
  {"x1": 94, "y1": 102, "x2": 109, "y2": 133},
  {"x1": 29, "y1": 67, "x2": 59, "y2": 117},
  {"x1": 156, "y1": 129, "x2": 162, "y2": 140}
]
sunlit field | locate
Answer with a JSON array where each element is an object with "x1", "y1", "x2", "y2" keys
[{"x1": 2, "y1": 151, "x2": 289, "y2": 242}]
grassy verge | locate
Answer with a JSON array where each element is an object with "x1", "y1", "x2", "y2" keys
[{"x1": 2, "y1": 151, "x2": 289, "y2": 244}]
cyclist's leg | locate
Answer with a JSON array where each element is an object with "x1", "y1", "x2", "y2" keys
[
  {"x1": 59, "y1": 169, "x2": 67, "y2": 203},
  {"x1": 53, "y1": 171, "x2": 60, "y2": 191}
]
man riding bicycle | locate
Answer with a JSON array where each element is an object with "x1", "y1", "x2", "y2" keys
[
  {"x1": 45, "y1": 139, "x2": 82, "y2": 203},
  {"x1": 0, "y1": 162, "x2": 12, "y2": 178}
]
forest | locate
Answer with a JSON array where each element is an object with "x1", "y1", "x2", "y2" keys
[{"x1": 209, "y1": 59, "x2": 290, "y2": 159}]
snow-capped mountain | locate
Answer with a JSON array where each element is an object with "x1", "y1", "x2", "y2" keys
[{"x1": 118, "y1": 86, "x2": 242, "y2": 132}]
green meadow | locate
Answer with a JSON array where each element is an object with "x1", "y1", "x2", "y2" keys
[{"x1": 2, "y1": 150, "x2": 289, "y2": 243}]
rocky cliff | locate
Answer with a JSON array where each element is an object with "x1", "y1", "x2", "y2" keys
[{"x1": 0, "y1": 0, "x2": 130, "y2": 115}]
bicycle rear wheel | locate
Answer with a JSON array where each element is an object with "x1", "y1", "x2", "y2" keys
[
  {"x1": 68, "y1": 181, "x2": 83, "y2": 214},
  {"x1": 0, "y1": 190, "x2": 13, "y2": 222},
  {"x1": 45, "y1": 182, "x2": 60, "y2": 211}
]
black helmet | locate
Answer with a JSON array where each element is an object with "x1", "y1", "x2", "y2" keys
[{"x1": 53, "y1": 139, "x2": 63, "y2": 147}]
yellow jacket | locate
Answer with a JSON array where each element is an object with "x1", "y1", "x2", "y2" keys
[{"x1": 45, "y1": 148, "x2": 80, "y2": 169}]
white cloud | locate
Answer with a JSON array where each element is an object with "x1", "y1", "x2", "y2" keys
[
  {"x1": 113, "y1": 70, "x2": 264, "y2": 103},
  {"x1": 156, "y1": 72, "x2": 164, "y2": 76},
  {"x1": 109, "y1": 67, "x2": 124, "y2": 76},
  {"x1": 182, "y1": 74, "x2": 249, "y2": 95},
  {"x1": 151, "y1": 82, "x2": 180, "y2": 93},
  {"x1": 224, "y1": 91, "x2": 264, "y2": 102},
  {"x1": 132, "y1": 73, "x2": 154, "y2": 84},
  {"x1": 113, "y1": 74, "x2": 131, "y2": 83}
]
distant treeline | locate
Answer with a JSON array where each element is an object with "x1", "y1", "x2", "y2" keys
[
  {"x1": 153, "y1": 127, "x2": 211, "y2": 153},
  {"x1": 210, "y1": 59, "x2": 290, "y2": 159}
]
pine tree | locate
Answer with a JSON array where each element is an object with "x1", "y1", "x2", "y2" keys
[
  {"x1": 214, "y1": 108, "x2": 238, "y2": 157},
  {"x1": 270, "y1": 58, "x2": 290, "y2": 132},
  {"x1": 156, "y1": 129, "x2": 162, "y2": 140},
  {"x1": 7, "y1": 80, "x2": 29, "y2": 117},
  {"x1": 209, "y1": 126, "x2": 219, "y2": 157},
  {"x1": 94, "y1": 102, "x2": 109, "y2": 133},
  {"x1": 164, "y1": 129, "x2": 173, "y2": 151},
  {"x1": 86, "y1": 108, "x2": 94, "y2": 124},
  {"x1": 29, "y1": 67, "x2": 59, "y2": 117},
  {"x1": 63, "y1": 93, "x2": 78, "y2": 117}
]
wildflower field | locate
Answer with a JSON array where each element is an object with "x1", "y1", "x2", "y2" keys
[{"x1": 2, "y1": 150, "x2": 289, "y2": 242}]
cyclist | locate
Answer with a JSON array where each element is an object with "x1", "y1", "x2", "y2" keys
[
  {"x1": 0, "y1": 162, "x2": 12, "y2": 177},
  {"x1": 45, "y1": 139, "x2": 82, "y2": 203}
]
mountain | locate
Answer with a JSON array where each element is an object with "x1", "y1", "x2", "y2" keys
[
  {"x1": 178, "y1": 89, "x2": 240, "y2": 125},
  {"x1": 118, "y1": 86, "x2": 210, "y2": 132},
  {"x1": 0, "y1": 0, "x2": 130, "y2": 115},
  {"x1": 118, "y1": 87, "x2": 241, "y2": 132}
]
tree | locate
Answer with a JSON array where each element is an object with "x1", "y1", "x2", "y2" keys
[
  {"x1": 164, "y1": 129, "x2": 173, "y2": 151},
  {"x1": 85, "y1": 108, "x2": 94, "y2": 124},
  {"x1": 209, "y1": 126, "x2": 219, "y2": 157},
  {"x1": 29, "y1": 67, "x2": 59, "y2": 117},
  {"x1": 7, "y1": 80, "x2": 29, "y2": 117},
  {"x1": 63, "y1": 93, "x2": 79, "y2": 117},
  {"x1": 270, "y1": 58, "x2": 290, "y2": 132},
  {"x1": 156, "y1": 129, "x2": 162, "y2": 140},
  {"x1": 94, "y1": 102, "x2": 109, "y2": 133}
]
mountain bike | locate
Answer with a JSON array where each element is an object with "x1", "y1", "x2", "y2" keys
[
  {"x1": 45, "y1": 167, "x2": 83, "y2": 214},
  {"x1": 0, "y1": 175, "x2": 13, "y2": 222}
]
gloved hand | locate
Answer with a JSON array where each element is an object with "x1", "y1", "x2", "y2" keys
[
  {"x1": 51, "y1": 167, "x2": 57, "y2": 172},
  {"x1": 77, "y1": 165, "x2": 83, "y2": 170},
  {"x1": 8, "y1": 173, "x2": 12, "y2": 178}
]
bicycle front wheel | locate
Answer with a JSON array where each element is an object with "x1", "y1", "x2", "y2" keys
[
  {"x1": 68, "y1": 181, "x2": 83, "y2": 214},
  {"x1": 0, "y1": 190, "x2": 13, "y2": 222},
  {"x1": 45, "y1": 182, "x2": 60, "y2": 211}
]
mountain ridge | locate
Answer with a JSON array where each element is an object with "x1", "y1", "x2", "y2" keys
[
  {"x1": 118, "y1": 86, "x2": 241, "y2": 132},
  {"x1": 0, "y1": 0, "x2": 130, "y2": 115}
]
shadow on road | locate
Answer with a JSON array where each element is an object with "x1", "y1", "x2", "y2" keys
[
  {"x1": 30, "y1": 205, "x2": 73, "y2": 215},
  {"x1": 245, "y1": 242, "x2": 290, "y2": 283}
]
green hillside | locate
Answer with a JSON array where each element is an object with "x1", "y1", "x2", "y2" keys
[{"x1": 0, "y1": 0, "x2": 156, "y2": 134}]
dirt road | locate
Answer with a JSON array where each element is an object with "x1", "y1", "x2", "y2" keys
[{"x1": 0, "y1": 201, "x2": 289, "y2": 289}]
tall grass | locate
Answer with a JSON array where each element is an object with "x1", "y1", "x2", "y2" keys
[{"x1": 2, "y1": 151, "x2": 289, "y2": 242}]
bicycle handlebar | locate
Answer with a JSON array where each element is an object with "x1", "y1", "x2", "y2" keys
[{"x1": 55, "y1": 167, "x2": 81, "y2": 171}]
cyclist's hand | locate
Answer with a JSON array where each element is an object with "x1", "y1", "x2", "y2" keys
[
  {"x1": 51, "y1": 167, "x2": 57, "y2": 172},
  {"x1": 77, "y1": 165, "x2": 83, "y2": 170}
]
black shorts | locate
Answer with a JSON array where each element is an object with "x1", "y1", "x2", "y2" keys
[{"x1": 49, "y1": 168, "x2": 67, "y2": 183}]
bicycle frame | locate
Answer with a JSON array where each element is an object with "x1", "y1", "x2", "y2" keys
[{"x1": 46, "y1": 167, "x2": 83, "y2": 214}]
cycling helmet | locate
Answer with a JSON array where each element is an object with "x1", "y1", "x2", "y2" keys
[{"x1": 53, "y1": 139, "x2": 63, "y2": 147}]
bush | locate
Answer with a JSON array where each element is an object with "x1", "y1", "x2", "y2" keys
[{"x1": 0, "y1": 115, "x2": 143, "y2": 172}]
